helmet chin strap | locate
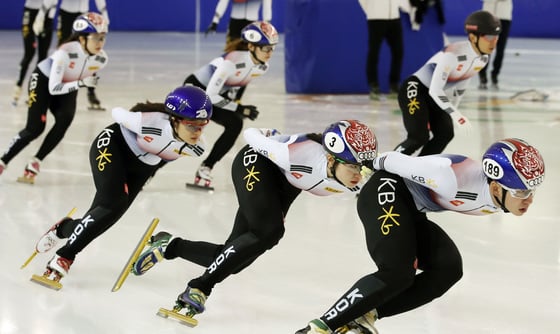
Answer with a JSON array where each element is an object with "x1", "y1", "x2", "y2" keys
[
  {"x1": 250, "y1": 49, "x2": 265, "y2": 65},
  {"x1": 474, "y1": 35, "x2": 491, "y2": 55},
  {"x1": 494, "y1": 188, "x2": 510, "y2": 213},
  {"x1": 328, "y1": 160, "x2": 346, "y2": 187}
]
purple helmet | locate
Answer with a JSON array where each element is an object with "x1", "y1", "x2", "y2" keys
[
  {"x1": 165, "y1": 86, "x2": 212, "y2": 121},
  {"x1": 72, "y1": 12, "x2": 108, "y2": 34},
  {"x1": 322, "y1": 120, "x2": 377, "y2": 165},
  {"x1": 482, "y1": 138, "x2": 545, "y2": 190},
  {"x1": 241, "y1": 21, "x2": 279, "y2": 46}
]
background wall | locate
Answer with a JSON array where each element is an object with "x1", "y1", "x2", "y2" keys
[
  {"x1": 1, "y1": 0, "x2": 558, "y2": 94},
  {"x1": 1, "y1": 0, "x2": 559, "y2": 37}
]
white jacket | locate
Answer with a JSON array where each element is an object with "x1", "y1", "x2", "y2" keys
[
  {"x1": 358, "y1": 0, "x2": 403, "y2": 20},
  {"x1": 482, "y1": 0, "x2": 513, "y2": 21}
]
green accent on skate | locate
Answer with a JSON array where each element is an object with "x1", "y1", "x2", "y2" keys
[
  {"x1": 30, "y1": 274, "x2": 62, "y2": 290},
  {"x1": 111, "y1": 218, "x2": 160, "y2": 292},
  {"x1": 157, "y1": 307, "x2": 198, "y2": 327}
]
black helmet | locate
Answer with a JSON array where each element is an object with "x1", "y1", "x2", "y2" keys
[{"x1": 464, "y1": 10, "x2": 501, "y2": 35}]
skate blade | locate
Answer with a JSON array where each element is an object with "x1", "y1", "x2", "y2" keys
[
  {"x1": 88, "y1": 106, "x2": 106, "y2": 111},
  {"x1": 16, "y1": 176, "x2": 35, "y2": 184},
  {"x1": 186, "y1": 183, "x2": 214, "y2": 192},
  {"x1": 157, "y1": 307, "x2": 198, "y2": 327},
  {"x1": 111, "y1": 218, "x2": 160, "y2": 292},
  {"x1": 30, "y1": 274, "x2": 62, "y2": 290},
  {"x1": 20, "y1": 251, "x2": 38, "y2": 269}
]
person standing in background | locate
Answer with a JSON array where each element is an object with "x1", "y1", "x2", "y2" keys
[
  {"x1": 205, "y1": 0, "x2": 272, "y2": 50},
  {"x1": 358, "y1": 0, "x2": 404, "y2": 100},
  {"x1": 478, "y1": 0, "x2": 513, "y2": 90},
  {"x1": 33, "y1": 0, "x2": 110, "y2": 110},
  {"x1": 12, "y1": 0, "x2": 56, "y2": 107}
]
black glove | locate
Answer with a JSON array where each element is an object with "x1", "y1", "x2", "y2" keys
[
  {"x1": 236, "y1": 104, "x2": 259, "y2": 121},
  {"x1": 205, "y1": 22, "x2": 217, "y2": 36}
]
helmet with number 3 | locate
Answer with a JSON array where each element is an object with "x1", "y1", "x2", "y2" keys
[
  {"x1": 482, "y1": 138, "x2": 545, "y2": 190},
  {"x1": 322, "y1": 120, "x2": 377, "y2": 166},
  {"x1": 241, "y1": 21, "x2": 279, "y2": 46},
  {"x1": 72, "y1": 12, "x2": 109, "y2": 34},
  {"x1": 165, "y1": 86, "x2": 213, "y2": 121}
]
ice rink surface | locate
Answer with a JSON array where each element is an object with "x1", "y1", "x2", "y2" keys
[{"x1": 0, "y1": 31, "x2": 559, "y2": 334}]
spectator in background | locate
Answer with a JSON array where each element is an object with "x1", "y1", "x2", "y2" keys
[
  {"x1": 12, "y1": 0, "x2": 56, "y2": 107},
  {"x1": 358, "y1": 0, "x2": 404, "y2": 100},
  {"x1": 478, "y1": 0, "x2": 513, "y2": 90},
  {"x1": 205, "y1": 0, "x2": 272, "y2": 51}
]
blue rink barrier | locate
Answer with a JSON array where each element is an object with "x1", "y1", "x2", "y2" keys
[{"x1": 284, "y1": 0, "x2": 444, "y2": 94}]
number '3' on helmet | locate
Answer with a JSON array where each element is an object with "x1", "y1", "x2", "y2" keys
[
  {"x1": 165, "y1": 86, "x2": 213, "y2": 121},
  {"x1": 322, "y1": 120, "x2": 377, "y2": 166},
  {"x1": 241, "y1": 21, "x2": 279, "y2": 46},
  {"x1": 73, "y1": 12, "x2": 109, "y2": 34},
  {"x1": 482, "y1": 138, "x2": 545, "y2": 190}
]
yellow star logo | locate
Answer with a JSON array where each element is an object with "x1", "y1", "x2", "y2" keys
[
  {"x1": 378, "y1": 206, "x2": 401, "y2": 235},
  {"x1": 96, "y1": 147, "x2": 112, "y2": 171},
  {"x1": 408, "y1": 97, "x2": 420, "y2": 115},
  {"x1": 243, "y1": 165, "x2": 261, "y2": 191}
]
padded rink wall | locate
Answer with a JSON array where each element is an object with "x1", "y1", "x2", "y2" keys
[{"x1": 284, "y1": 0, "x2": 444, "y2": 94}]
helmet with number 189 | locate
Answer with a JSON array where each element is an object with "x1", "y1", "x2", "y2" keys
[
  {"x1": 165, "y1": 86, "x2": 213, "y2": 121},
  {"x1": 241, "y1": 21, "x2": 279, "y2": 46},
  {"x1": 322, "y1": 120, "x2": 377, "y2": 166},
  {"x1": 482, "y1": 138, "x2": 545, "y2": 190},
  {"x1": 72, "y1": 12, "x2": 109, "y2": 34}
]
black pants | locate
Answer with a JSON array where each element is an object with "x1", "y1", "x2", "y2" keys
[
  {"x1": 479, "y1": 19, "x2": 512, "y2": 82},
  {"x1": 165, "y1": 145, "x2": 301, "y2": 295},
  {"x1": 1, "y1": 70, "x2": 77, "y2": 165},
  {"x1": 17, "y1": 7, "x2": 53, "y2": 87},
  {"x1": 56, "y1": 123, "x2": 158, "y2": 260},
  {"x1": 183, "y1": 74, "x2": 245, "y2": 169},
  {"x1": 321, "y1": 171, "x2": 463, "y2": 329},
  {"x1": 365, "y1": 19, "x2": 404, "y2": 90},
  {"x1": 394, "y1": 76, "x2": 454, "y2": 156}
]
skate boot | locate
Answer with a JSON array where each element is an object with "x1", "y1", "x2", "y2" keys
[
  {"x1": 12, "y1": 85, "x2": 22, "y2": 107},
  {"x1": 176, "y1": 286, "x2": 207, "y2": 315},
  {"x1": 335, "y1": 310, "x2": 379, "y2": 334},
  {"x1": 132, "y1": 231, "x2": 172, "y2": 275},
  {"x1": 296, "y1": 319, "x2": 333, "y2": 334},
  {"x1": 187, "y1": 164, "x2": 214, "y2": 190},
  {"x1": 16, "y1": 157, "x2": 40, "y2": 184},
  {"x1": 87, "y1": 89, "x2": 105, "y2": 111},
  {"x1": 35, "y1": 216, "x2": 73, "y2": 253},
  {"x1": 157, "y1": 286, "x2": 207, "y2": 326},
  {"x1": 30, "y1": 254, "x2": 73, "y2": 290}
]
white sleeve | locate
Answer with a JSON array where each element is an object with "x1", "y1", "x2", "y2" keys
[
  {"x1": 375, "y1": 152, "x2": 458, "y2": 199},
  {"x1": 112, "y1": 107, "x2": 142, "y2": 133},
  {"x1": 206, "y1": 59, "x2": 239, "y2": 112},
  {"x1": 48, "y1": 50, "x2": 81, "y2": 95},
  {"x1": 212, "y1": 0, "x2": 231, "y2": 24},
  {"x1": 243, "y1": 128, "x2": 295, "y2": 171},
  {"x1": 262, "y1": 0, "x2": 272, "y2": 21},
  {"x1": 427, "y1": 52, "x2": 460, "y2": 114}
]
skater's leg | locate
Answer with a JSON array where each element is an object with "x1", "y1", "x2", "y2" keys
[{"x1": 187, "y1": 145, "x2": 301, "y2": 296}]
